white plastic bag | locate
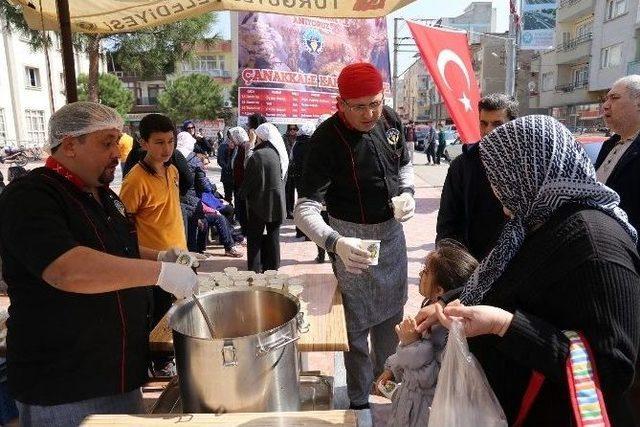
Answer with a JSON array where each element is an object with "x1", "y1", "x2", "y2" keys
[{"x1": 428, "y1": 320, "x2": 508, "y2": 427}]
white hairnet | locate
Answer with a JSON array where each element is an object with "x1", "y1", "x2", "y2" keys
[
  {"x1": 49, "y1": 101, "x2": 124, "y2": 149},
  {"x1": 255, "y1": 123, "x2": 289, "y2": 181},
  {"x1": 229, "y1": 126, "x2": 249, "y2": 144},
  {"x1": 299, "y1": 123, "x2": 316, "y2": 137},
  {"x1": 176, "y1": 131, "x2": 196, "y2": 158}
]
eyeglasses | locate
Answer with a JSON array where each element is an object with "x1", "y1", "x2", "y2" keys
[
  {"x1": 288, "y1": 127, "x2": 299, "y2": 132},
  {"x1": 342, "y1": 98, "x2": 384, "y2": 114},
  {"x1": 186, "y1": 126, "x2": 195, "y2": 130}
]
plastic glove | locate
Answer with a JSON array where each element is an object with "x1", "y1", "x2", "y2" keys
[
  {"x1": 157, "y1": 248, "x2": 208, "y2": 268},
  {"x1": 335, "y1": 237, "x2": 372, "y2": 274},
  {"x1": 392, "y1": 193, "x2": 415, "y2": 222},
  {"x1": 156, "y1": 262, "x2": 198, "y2": 299}
]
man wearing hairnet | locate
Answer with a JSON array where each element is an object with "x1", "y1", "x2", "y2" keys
[{"x1": 0, "y1": 102, "x2": 199, "y2": 426}]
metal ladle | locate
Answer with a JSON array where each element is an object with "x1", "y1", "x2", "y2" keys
[{"x1": 192, "y1": 294, "x2": 216, "y2": 339}]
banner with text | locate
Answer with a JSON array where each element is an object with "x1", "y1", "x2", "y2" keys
[
  {"x1": 237, "y1": 12, "x2": 391, "y2": 124},
  {"x1": 520, "y1": 0, "x2": 557, "y2": 50}
]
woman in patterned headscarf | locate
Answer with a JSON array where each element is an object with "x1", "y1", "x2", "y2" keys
[{"x1": 428, "y1": 116, "x2": 640, "y2": 425}]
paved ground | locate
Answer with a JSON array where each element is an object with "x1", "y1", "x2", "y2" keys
[{"x1": 2, "y1": 150, "x2": 451, "y2": 422}]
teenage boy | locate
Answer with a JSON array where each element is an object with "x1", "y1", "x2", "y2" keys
[{"x1": 120, "y1": 113, "x2": 194, "y2": 378}]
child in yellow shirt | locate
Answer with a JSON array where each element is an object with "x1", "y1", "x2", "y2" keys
[
  {"x1": 119, "y1": 113, "x2": 186, "y2": 378},
  {"x1": 120, "y1": 114, "x2": 186, "y2": 251}
]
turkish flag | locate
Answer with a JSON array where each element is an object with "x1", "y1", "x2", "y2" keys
[{"x1": 407, "y1": 21, "x2": 481, "y2": 143}]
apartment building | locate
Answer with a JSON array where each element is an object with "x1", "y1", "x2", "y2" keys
[
  {"x1": 399, "y1": 59, "x2": 431, "y2": 122},
  {"x1": 530, "y1": 0, "x2": 639, "y2": 131},
  {"x1": 0, "y1": 26, "x2": 91, "y2": 148}
]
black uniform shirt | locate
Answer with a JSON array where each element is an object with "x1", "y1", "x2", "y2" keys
[
  {"x1": 299, "y1": 106, "x2": 411, "y2": 224},
  {"x1": 0, "y1": 167, "x2": 152, "y2": 405}
]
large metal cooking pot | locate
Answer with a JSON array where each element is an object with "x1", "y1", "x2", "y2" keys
[{"x1": 169, "y1": 286, "x2": 309, "y2": 413}]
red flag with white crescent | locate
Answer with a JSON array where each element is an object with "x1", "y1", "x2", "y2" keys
[{"x1": 407, "y1": 21, "x2": 481, "y2": 143}]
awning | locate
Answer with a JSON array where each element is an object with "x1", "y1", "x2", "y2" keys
[{"x1": 11, "y1": 0, "x2": 415, "y2": 33}]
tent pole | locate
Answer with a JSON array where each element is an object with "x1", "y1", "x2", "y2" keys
[{"x1": 55, "y1": 0, "x2": 77, "y2": 103}]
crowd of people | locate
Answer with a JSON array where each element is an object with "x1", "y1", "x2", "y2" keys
[{"x1": 0, "y1": 62, "x2": 638, "y2": 427}]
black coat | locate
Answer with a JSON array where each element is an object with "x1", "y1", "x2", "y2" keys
[
  {"x1": 471, "y1": 204, "x2": 640, "y2": 426},
  {"x1": 436, "y1": 143, "x2": 505, "y2": 259},
  {"x1": 241, "y1": 142, "x2": 285, "y2": 223},
  {"x1": 595, "y1": 133, "x2": 640, "y2": 248}
]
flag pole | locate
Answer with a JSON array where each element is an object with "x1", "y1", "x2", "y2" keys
[{"x1": 55, "y1": 0, "x2": 78, "y2": 103}]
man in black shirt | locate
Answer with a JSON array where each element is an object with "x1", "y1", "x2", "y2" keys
[
  {"x1": 436, "y1": 93, "x2": 518, "y2": 260},
  {"x1": 0, "y1": 102, "x2": 199, "y2": 426},
  {"x1": 295, "y1": 63, "x2": 415, "y2": 409}
]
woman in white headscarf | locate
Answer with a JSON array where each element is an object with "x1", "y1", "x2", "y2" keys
[
  {"x1": 422, "y1": 115, "x2": 640, "y2": 426},
  {"x1": 241, "y1": 122, "x2": 287, "y2": 272}
]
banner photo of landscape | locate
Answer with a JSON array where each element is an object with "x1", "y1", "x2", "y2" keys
[
  {"x1": 520, "y1": 0, "x2": 557, "y2": 50},
  {"x1": 237, "y1": 12, "x2": 391, "y2": 124},
  {"x1": 16, "y1": 0, "x2": 416, "y2": 33}
]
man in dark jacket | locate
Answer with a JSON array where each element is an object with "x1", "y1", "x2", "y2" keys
[
  {"x1": 595, "y1": 75, "x2": 640, "y2": 244},
  {"x1": 594, "y1": 76, "x2": 640, "y2": 424},
  {"x1": 283, "y1": 124, "x2": 298, "y2": 218},
  {"x1": 436, "y1": 93, "x2": 518, "y2": 260}
]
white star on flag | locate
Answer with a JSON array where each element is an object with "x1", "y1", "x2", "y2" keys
[{"x1": 459, "y1": 92, "x2": 472, "y2": 112}]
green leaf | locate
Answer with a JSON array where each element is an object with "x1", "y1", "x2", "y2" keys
[
  {"x1": 77, "y1": 73, "x2": 134, "y2": 118},
  {"x1": 158, "y1": 73, "x2": 224, "y2": 123}
]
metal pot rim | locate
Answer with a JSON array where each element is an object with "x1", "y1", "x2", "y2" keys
[{"x1": 168, "y1": 286, "x2": 300, "y2": 342}]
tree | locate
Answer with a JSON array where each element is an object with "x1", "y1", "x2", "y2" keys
[
  {"x1": 158, "y1": 74, "x2": 224, "y2": 123},
  {"x1": 77, "y1": 73, "x2": 134, "y2": 118},
  {"x1": 0, "y1": 1, "x2": 217, "y2": 101},
  {"x1": 229, "y1": 77, "x2": 240, "y2": 108}
]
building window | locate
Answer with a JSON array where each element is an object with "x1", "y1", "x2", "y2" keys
[
  {"x1": 25, "y1": 110, "x2": 46, "y2": 144},
  {"x1": 25, "y1": 67, "x2": 41, "y2": 89},
  {"x1": 542, "y1": 72, "x2": 554, "y2": 91},
  {"x1": 601, "y1": 44, "x2": 623, "y2": 68},
  {"x1": 0, "y1": 109, "x2": 6, "y2": 143},
  {"x1": 606, "y1": 0, "x2": 627, "y2": 20},
  {"x1": 218, "y1": 55, "x2": 226, "y2": 70},
  {"x1": 575, "y1": 22, "x2": 592, "y2": 38},
  {"x1": 59, "y1": 73, "x2": 65, "y2": 94},
  {"x1": 573, "y1": 67, "x2": 589, "y2": 87}
]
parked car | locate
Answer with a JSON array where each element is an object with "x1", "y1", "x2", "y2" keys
[
  {"x1": 414, "y1": 125, "x2": 430, "y2": 151},
  {"x1": 576, "y1": 134, "x2": 606, "y2": 164},
  {"x1": 443, "y1": 125, "x2": 460, "y2": 145}
]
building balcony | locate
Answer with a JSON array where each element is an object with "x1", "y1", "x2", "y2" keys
[
  {"x1": 557, "y1": 0, "x2": 596, "y2": 23},
  {"x1": 556, "y1": 33, "x2": 592, "y2": 65},
  {"x1": 628, "y1": 60, "x2": 640, "y2": 75},
  {"x1": 555, "y1": 79, "x2": 589, "y2": 93}
]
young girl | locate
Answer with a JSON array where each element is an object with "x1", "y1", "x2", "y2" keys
[{"x1": 377, "y1": 239, "x2": 478, "y2": 427}]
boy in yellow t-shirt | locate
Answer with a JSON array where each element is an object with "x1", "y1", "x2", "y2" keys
[
  {"x1": 120, "y1": 114, "x2": 186, "y2": 251},
  {"x1": 119, "y1": 113, "x2": 186, "y2": 378}
]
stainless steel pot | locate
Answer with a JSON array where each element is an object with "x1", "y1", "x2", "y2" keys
[{"x1": 169, "y1": 286, "x2": 309, "y2": 413}]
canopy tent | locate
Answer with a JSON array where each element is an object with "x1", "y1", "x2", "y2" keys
[
  {"x1": 10, "y1": 0, "x2": 415, "y2": 34},
  {"x1": 7, "y1": 0, "x2": 415, "y2": 103}
]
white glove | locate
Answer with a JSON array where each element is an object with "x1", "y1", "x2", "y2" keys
[
  {"x1": 391, "y1": 193, "x2": 415, "y2": 222},
  {"x1": 156, "y1": 262, "x2": 198, "y2": 299},
  {"x1": 157, "y1": 248, "x2": 208, "y2": 268},
  {"x1": 335, "y1": 237, "x2": 372, "y2": 274}
]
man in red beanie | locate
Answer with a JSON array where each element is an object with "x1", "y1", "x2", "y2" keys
[{"x1": 295, "y1": 62, "x2": 415, "y2": 410}]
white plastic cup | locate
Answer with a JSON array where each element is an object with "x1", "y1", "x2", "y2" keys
[
  {"x1": 223, "y1": 267, "x2": 238, "y2": 276},
  {"x1": 360, "y1": 239, "x2": 381, "y2": 266}
]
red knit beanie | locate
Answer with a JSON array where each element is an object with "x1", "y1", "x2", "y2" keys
[{"x1": 337, "y1": 63, "x2": 383, "y2": 100}]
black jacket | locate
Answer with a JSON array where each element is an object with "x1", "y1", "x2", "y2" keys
[
  {"x1": 436, "y1": 143, "x2": 505, "y2": 259},
  {"x1": 242, "y1": 142, "x2": 285, "y2": 223},
  {"x1": 298, "y1": 107, "x2": 411, "y2": 224},
  {"x1": 595, "y1": 133, "x2": 640, "y2": 247},
  {"x1": 471, "y1": 204, "x2": 640, "y2": 426},
  {"x1": 291, "y1": 134, "x2": 312, "y2": 183}
]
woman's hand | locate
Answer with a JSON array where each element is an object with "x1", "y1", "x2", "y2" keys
[
  {"x1": 415, "y1": 300, "x2": 445, "y2": 333},
  {"x1": 435, "y1": 300, "x2": 514, "y2": 337},
  {"x1": 395, "y1": 317, "x2": 420, "y2": 345}
]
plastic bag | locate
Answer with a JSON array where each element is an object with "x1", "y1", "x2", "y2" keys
[{"x1": 428, "y1": 320, "x2": 508, "y2": 427}]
